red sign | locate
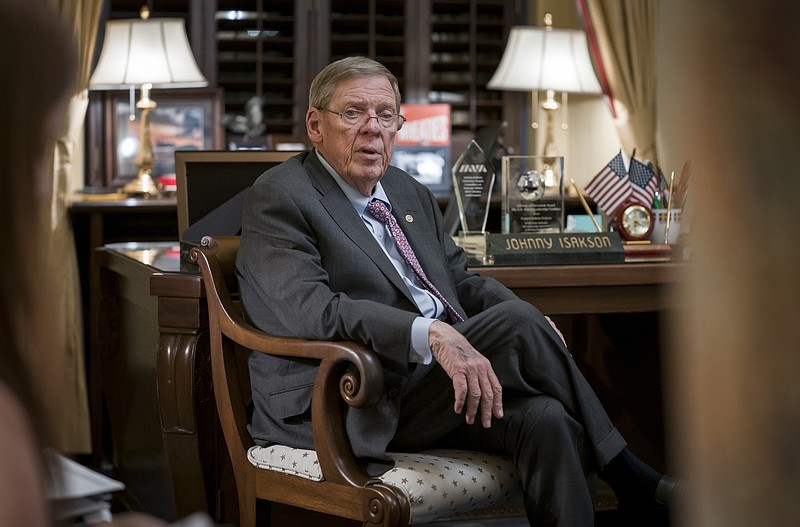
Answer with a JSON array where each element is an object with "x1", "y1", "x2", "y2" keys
[{"x1": 396, "y1": 104, "x2": 451, "y2": 147}]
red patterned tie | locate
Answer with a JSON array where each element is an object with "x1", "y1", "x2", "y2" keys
[{"x1": 367, "y1": 198, "x2": 464, "y2": 323}]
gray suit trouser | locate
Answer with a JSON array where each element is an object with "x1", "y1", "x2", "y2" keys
[{"x1": 388, "y1": 299, "x2": 626, "y2": 526}]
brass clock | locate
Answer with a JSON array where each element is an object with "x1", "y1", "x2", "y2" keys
[{"x1": 615, "y1": 203, "x2": 654, "y2": 241}]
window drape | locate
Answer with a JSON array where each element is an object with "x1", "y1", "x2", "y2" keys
[
  {"x1": 41, "y1": 0, "x2": 103, "y2": 454},
  {"x1": 578, "y1": 0, "x2": 659, "y2": 164}
]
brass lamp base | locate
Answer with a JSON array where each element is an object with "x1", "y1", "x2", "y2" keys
[
  {"x1": 123, "y1": 83, "x2": 161, "y2": 199},
  {"x1": 122, "y1": 168, "x2": 162, "y2": 198}
]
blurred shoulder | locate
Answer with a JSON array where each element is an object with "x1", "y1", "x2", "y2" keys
[{"x1": 0, "y1": 383, "x2": 49, "y2": 527}]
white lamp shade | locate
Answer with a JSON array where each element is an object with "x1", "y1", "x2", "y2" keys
[
  {"x1": 90, "y1": 18, "x2": 207, "y2": 89},
  {"x1": 488, "y1": 26, "x2": 601, "y2": 94}
]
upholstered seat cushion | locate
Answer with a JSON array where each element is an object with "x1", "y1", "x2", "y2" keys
[{"x1": 248, "y1": 445, "x2": 523, "y2": 524}]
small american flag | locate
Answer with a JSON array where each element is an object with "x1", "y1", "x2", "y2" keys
[
  {"x1": 629, "y1": 157, "x2": 658, "y2": 210},
  {"x1": 585, "y1": 151, "x2": 630, "y2": 216}
]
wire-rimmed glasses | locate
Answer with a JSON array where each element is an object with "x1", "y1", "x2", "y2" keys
[{"x1": 319, "y1": 107, "x2": 407, "y2": 132}]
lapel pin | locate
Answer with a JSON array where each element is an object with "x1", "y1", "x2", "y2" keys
[{"x1": 405, "y1": 214, "x2": 414, "y2": 223}]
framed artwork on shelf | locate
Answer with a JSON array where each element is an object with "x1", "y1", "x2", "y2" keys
[
  {"x1": 391, "y1": 104, "x2": 453, "y2": 199},
  {"x1": 100, "y1": 88, "x2": 224, "y2": 187}
]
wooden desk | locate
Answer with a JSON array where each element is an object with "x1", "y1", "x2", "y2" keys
[
  {"x1": 96, "y1": 241, "x2": 683, "y2": 522},
  {"x1": 70, "y1": 198, "x2": 178, "y2": 464},
  {"x1": 70, "y1": 197, "x2": 177, "y2": 247},
  {"x1": 476, "y1": 263, "x2": 679, "y2": 315}
]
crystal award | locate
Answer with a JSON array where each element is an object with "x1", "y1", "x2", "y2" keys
[
  {"x1": 501, "y1": 155, "x2": 564, "y2": 234},
  {"x1": 451, "y1": 140, "x2": 495, "y2": 259}
]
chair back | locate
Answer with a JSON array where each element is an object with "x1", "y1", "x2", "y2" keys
[{"x1": 191, "y1": 236, "x2": 254, "y2": 461}]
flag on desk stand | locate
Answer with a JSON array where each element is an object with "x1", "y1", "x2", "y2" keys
[
  {"x1": 649, "y1": 161, "x2": 666, "y2": 193},
  {"x1": 648, "y1": 161, "x2": 667, "y2": 207},
  {"x1": 585, "y1": 150, "x2": 630, "y2": 216},
  {"x1": 629, "y1": 157, "x2": 658, "y2": 210}
]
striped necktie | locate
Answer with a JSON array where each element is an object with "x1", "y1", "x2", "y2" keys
[{"x1": 367, "y1": 198, "x2": 464, "y2": 323}]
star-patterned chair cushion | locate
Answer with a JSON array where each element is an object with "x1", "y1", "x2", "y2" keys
[{"x1": 247, "y1": 445, "x2": 523, "y2": 524}]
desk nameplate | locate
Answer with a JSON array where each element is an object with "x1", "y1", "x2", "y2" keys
[{"x1": 487, "y1": 232, "x2": 625, "y2": 265}]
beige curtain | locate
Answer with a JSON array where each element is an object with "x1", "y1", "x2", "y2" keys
[
  {"x1": 582, "y1": 0, "x2": 658, "y2": 163},
  {"x1": 39, "y1": 0, "x2": 103, "y2": 454}
]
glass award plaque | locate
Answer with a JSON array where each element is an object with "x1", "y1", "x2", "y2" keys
[
  {"x1": 451, "y1": 140, "x2": 495, "y2": 260},
  {"x1": 501, "y1": 155, "x2": 564, "y2": 234}
]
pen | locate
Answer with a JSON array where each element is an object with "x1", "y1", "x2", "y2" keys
[
  {"x1": 571, "y1": 178, "x2": 602, "y2": 233},
  {"x1": 665, "y1": 171, "x2": 675, "y2": 244}
]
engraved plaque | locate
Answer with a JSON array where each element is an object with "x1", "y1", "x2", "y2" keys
[{"x1": 501, "y1": 156, "x2": 564, "y2": 234}]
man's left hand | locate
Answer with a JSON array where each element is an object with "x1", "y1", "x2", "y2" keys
[{"x1": 428, "y1": 321, "x2": 503, "y2": 428}]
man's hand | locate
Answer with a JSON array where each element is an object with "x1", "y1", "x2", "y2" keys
[{"x1": 428, "y1": 321, "x2": 503, "y2": 428}]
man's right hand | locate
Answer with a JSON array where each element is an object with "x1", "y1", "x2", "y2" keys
[{"x1": 428, "y1": 321, "x2": 503, "y2": 428}]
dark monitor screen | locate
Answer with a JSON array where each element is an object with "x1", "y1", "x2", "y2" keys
[
  {"x1": 474, "y1": 122, "x2": 509, "y2": 176},
  {"x1": 175, "y1": 150, "x2": 301, "y2": 244}
]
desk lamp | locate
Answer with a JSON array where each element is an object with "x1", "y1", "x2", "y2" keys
[
  {"x1": 488, "y1": 13, "x2": 601, "y2": 183},
  {"x1": 89, "y1": 6, "x2": 207, "y2": 197}
]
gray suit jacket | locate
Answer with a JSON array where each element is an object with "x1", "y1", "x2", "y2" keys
[{"x1": 237, "y1": 151, "x2": 517, "y2": 462}]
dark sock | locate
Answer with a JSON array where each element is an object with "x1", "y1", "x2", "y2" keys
[{"x1": 600, "y1": 448, "x2": 663, "y2": 507}]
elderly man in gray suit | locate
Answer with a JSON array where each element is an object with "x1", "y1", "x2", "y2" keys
[{"x1": 237, "y1": 56, "x2": 677, "y2": 526}]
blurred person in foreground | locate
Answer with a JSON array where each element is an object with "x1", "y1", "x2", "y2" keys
[
  {"x1": 0, "y1": 1, "x2": 205, "y2": 526},
  {"x1": 237, "y1": 56, "x2": 680, "y2": 526},
  {"x1": 662, "y1": 0, "x2": 800, "y2": 526},
  {"x1": 0, "y1": 0, "x2": 81, "y2": 523}
]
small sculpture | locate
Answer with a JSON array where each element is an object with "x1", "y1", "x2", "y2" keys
[{"x1": 221, "y1": 95, "x2": 266, "y2": 139}]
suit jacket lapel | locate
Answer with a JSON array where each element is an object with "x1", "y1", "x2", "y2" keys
[{"x1": 303, "y1": 154, "x2": 414, "y2": 300}]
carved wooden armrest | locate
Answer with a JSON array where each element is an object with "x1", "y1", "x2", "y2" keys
[
  {"x1": 229, "y1": 327, "x2": 384, "y2": 487},
  {"x1": 192, "y1": 238, "x2": 384, "y2": 488}
]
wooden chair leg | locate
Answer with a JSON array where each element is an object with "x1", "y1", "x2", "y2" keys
[{"x1": 237, "y1": 483, "x2": 257, "y2": 527}]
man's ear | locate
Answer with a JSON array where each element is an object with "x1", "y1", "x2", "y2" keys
[{"x1": 306, "y1": 107, "x2": 323, "y2": 144}]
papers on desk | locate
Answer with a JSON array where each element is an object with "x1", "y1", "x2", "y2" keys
[
  {"x1": 46, "y1": 452, "x2": 124, "y2": 523},
  {"x1": 44, "y1": 452, "x2": 215, "y2": 526},
  {"x1": 566, "y1": 214, "x2": 604, "y2": 233}
]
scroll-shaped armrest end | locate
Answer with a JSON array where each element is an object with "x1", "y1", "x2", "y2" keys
[
  {"x1": 312, "y1": 341, "x2": 385, "y2": 488},
  {"x1": 324, "y1": 340, "x2": 384, "y2": 409}
]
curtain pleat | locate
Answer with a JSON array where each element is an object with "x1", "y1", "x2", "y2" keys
[
  {"x1": 580, "y1": 0, "x2": 659, "y2": 164},
  {"x1": 37, "y1": 0, "x2": 103, "y2": 454}
]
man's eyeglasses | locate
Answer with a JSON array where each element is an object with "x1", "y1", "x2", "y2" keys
[{"x1": 319, "y1": 107, "x2": 407, "y2": 132}]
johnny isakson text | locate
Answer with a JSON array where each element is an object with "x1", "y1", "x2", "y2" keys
[{"x1": 502, "y1": 234, "x2": 614, "y2": 251}]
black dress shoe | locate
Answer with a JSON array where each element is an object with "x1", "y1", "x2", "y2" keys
[
  {"x1": 655, "y1": 475, "x2": 682, "y2": 505},
  {"x1": 616, "y1": 480, "x2": 677, "y2": 527}
]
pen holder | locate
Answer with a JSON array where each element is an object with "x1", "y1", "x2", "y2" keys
[{"x1": 650, "y1": 208, "x2": 682, "y2": 244}]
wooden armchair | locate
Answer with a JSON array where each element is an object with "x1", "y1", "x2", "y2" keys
[{"x1": 189, "y1": 236, "x2": 522, "y2": 527}]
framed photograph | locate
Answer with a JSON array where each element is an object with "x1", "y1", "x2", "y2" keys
[
  {"x1": 103, "y1": 88, "x2": 223, "y2": 186},
  {"x1": 391, "y1": 104, "x2": 452, "y2": 198}
]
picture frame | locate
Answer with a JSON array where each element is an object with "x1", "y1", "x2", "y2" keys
[
  {"x1": 100, "y1": 88, "x2": 223, "y2": 187},
  {"x1": 391, "y1": 104, "x2": 453, "y2": 199}
]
